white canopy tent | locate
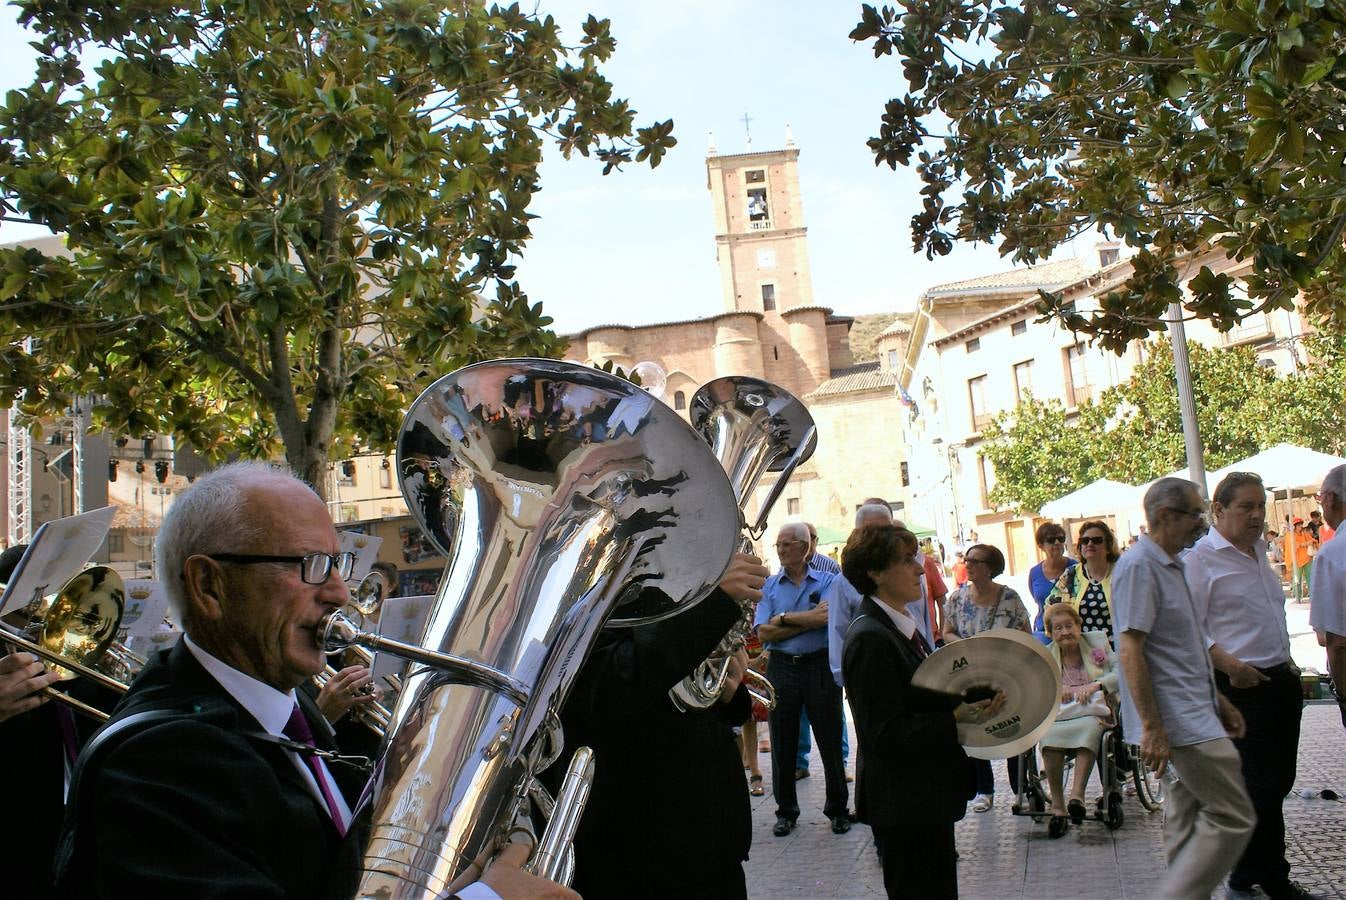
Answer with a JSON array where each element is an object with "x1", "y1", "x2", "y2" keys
[
  {"x1": 1150, "y1": 443, "x2": 1346, "y2": 493},
  {"x1": 1206, "y1": 443, "x2": 1346, "y2": 491},
  {"x1": 1040, "y1": 479, "x2": 1144, "y2": 518}
]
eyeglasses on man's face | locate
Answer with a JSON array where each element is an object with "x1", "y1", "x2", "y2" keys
[
  {"x1": 208, "y1": 551, "x2": 357, "y2": 585},
  {"x1": 1165, "y1": 506, "x2": 1207, "y2": 521}
]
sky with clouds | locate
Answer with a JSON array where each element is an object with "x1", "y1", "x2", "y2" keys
[{"x1": 0, "y1": 2, "x2": 1098, "y2": 333}]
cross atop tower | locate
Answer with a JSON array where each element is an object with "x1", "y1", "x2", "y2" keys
[{"x1": 741, "y1": 112, "x2": 753, "y2": 151}]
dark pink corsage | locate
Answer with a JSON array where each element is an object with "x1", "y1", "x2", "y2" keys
[{"x1": 1091, "y1": 647, "x2": 1107, "y2": 667}]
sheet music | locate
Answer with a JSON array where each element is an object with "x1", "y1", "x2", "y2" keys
[
  {"x1": 0, "y1": 506, "x2": 117, "y2": 615},
  {"x1": 338, "y1": 531, "x2": 384, "y2": 580},
  {"x1": 121, "y1": 579, "x2": 170, "y2": 638}
]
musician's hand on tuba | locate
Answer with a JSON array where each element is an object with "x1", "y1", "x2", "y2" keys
[
  {"x1": 478, "y1": 838, "x2": 580, "y2": 900},
  {"x1": 0, "y1": 652, "x2": 60, "y2": 723},
  {"x1": 718, "y1": 649, "x2": 750, "y2": 704},
  {"x1": 314, "y1": 664, "x2": 378, "y2": 724},
  {"x1": 718, "y1": 552, "x2": 769, "y2": 603}
]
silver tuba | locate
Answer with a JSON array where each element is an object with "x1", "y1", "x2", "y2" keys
[
  {"x1": 669, "y1": 376, "x2": 817, "y2": 712},
  {"x1": 338, "y1": 358, "x2": 740, "y2": 898}
]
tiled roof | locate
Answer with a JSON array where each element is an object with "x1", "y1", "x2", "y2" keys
[
  {"x1": 925, "y1": 257, "x2": 1091, "y2": 295},
  {"x1": 879, "y1": 314, "x2": 915, "y2": 336},
  {"x1": 808, "y1": 361, "x2": 897, "y2": 398},
  {"x1": 932, "y1": 257, "x2": 1132, "y2": 347}
]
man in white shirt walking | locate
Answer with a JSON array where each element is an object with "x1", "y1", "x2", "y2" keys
[
  {"x1": 1186, "y1": 472, "x2": 1318, "y2": 900},
  {"x1": 1113, "y1": 477, "x2": 1254, "y2": 900},
  {"x1": 1312, "y1": 465, "x2": 1346, "y2": 731}
]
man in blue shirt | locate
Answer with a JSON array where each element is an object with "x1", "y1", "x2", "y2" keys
[
  {"x1": 796, "y1": 522, "x2": 848, "y2": 779},
  {"x1": 755, "y1": 523, "x2": 850, "y2": 837}
]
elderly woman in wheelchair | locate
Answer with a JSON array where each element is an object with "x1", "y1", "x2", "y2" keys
[{"x1": 1041, "y1": 602, "x2": 1118, "y2": 838}]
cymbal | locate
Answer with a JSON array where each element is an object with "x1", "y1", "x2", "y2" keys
[{"x1": 912, "y1": 629, "x2": 1062, "y2": 760}]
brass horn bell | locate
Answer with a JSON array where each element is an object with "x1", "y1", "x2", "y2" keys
[{"x1": 1, "y1": 565, "x2": 133, "y2": 720}]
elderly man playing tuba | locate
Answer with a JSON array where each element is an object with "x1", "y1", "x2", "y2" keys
[{"x1": 54, "y1": 462, "x2": 573, "y2": 900}]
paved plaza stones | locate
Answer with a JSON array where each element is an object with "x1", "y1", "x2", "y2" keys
[{"x1": 743, "y1": 704, "x2": 1346, "y2": 899}]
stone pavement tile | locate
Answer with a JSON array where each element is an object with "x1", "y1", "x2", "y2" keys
[{"x1": 746, "y1": 705, "x2": 1346, "y2": 898}]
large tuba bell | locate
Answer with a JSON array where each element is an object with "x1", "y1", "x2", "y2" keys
[
  {"x1": 668, "y1": 376, "x2": 817, "y2": 712},
  {"x1": 338, "y1": 358, "x2": 740, "y2": 898},
  {"x1": 0, "y1": 566, "x2": 134, "y2": 721}
]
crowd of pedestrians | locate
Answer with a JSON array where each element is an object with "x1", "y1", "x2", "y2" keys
[{"x1": 740, "y1": 467, "x2": 1345, "y2": 899}]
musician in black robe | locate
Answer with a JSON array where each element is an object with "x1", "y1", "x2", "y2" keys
[{"x1": 549, "y1": 552, "x2": 768, "y2": 900}]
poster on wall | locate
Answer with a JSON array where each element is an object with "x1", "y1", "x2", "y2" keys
[
  {"x1": 399, "y1": 525, "x2": 434, "y2": 564},
  {"x1": 399, "y1": 568, "x2": 443, "y2": 598}
]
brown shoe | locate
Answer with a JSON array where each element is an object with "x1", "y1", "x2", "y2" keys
[{"x1": 794, "y1": 767, "x2": 810, "y2": 781}]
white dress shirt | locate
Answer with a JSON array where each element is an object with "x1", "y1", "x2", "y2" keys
[
  {"x1": 182, "y1": 638, "x2": 502, "y2": 900},
  {"x1": 868, "y1": 595, "x2": 920, "y2": 642},
  {"x1": 183, "y1": 635, "x2": 353, "y2": 832},
  {"x1": 1310, "y1": 530, "x2": 1346, "y2": 637},
  {"x1": 1184, "y1": 529, "x2": 1293, "y2": 668}
]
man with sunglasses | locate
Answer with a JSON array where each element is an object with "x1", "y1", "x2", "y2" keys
[
  {"x1": 1113, "y1": 477, "x2": 1254, "y2": 900},
  {"x1": 56, "y1": 462, "x2": 573, "y2": 900}
]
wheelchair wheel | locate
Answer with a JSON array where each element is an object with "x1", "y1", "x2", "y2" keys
[
  {"x1": 1132, "y1": 755, "x2": 1165, "y2": 811},
  {"x1": 1105, "y1": 791, "x2": 1124, "y2": 829}
]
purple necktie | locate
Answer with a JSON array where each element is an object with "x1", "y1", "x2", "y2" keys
[
  {"x1": 282, "y1": 703, "x2": 347, "y2": 836},
  {"x1": 911, "y1": 630, "x2": 931, "y2": 659}
]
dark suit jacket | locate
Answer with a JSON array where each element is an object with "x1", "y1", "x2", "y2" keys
[
  {"x1": 0, "y1": 678, "x2": 118, "y2": 900},
  {"x1": 842, "y1": 596, "x2": 973, "y2": 827},
  {"x1": 54, "y1": 640, "x2": 362, "y2": 900},
  {"x1": 549, "y1": 587, "x2": 751, "y2": 899}
]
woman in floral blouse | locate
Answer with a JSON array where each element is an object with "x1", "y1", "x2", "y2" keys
[{"x1": 941, "y1": 543, "x2": 1032, "y2": 812}]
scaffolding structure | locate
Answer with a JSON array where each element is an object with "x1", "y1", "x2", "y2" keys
[{"x1": 6, "y1": 404, "x2": 31, "y2": 546}]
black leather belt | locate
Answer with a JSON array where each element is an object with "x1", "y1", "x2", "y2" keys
[
  {"x1": 1258, "y1": 661, "x2": 1299, "y2": 677},
  {"x1": 772, "y1": 648, "x2": 827, "y2": 664}
]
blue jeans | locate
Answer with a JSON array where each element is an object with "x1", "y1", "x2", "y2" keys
[{"x1": 796, "y1": 705, "x2": 850, "y2": 769}]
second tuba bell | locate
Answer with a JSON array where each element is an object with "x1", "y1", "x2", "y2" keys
[{"x1": 668, "y1": 376, "x2": 817, "y2": 712}]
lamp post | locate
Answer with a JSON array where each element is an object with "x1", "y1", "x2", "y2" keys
[
  {"x1": 931, "y1": 438, "x2": 965, "y2": 544},
  {"x1": 1167, "y1": 305, "x2": 1207, "y2": 497}
]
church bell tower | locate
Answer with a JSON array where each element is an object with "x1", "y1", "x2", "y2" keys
[{"x1": 705, "y1": 125, "x2": 817, "y2": 316}]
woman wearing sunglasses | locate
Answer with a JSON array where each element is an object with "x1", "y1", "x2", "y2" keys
[
  {"x1": 1047, "y1": 520, "x2": 1121, "y2": 640},
  {"x1": 1028, "y1": 522, "x2": 1076, "y2": 645}
]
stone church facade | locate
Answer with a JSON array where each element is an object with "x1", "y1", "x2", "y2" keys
[{"x1": 563, "y1": 140, "x2": 915, "y2": 554}]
